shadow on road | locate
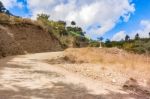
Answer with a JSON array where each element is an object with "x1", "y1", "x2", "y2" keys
[{"x1": 0, "y1": 81, "x2": 148, "y2": 99}]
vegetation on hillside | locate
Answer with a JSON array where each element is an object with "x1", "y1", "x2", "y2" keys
[
  {"x1": 104, "y1": 34, "x2": 150, "y2": 54},
  {"x1": 36, "y1": 13, "x2": 89, "y2": 48},
  {"x1": 0, "y1": 1, "x2": 150, "y2": 55},
  {"x1": 0, "y1": 1, "x2": 89, "y2": 49}
]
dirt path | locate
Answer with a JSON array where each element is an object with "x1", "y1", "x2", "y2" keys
[{"x1": 0, "y1": 52, "x2": 148, "y2": 99}]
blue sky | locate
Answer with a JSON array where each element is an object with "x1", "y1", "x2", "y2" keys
[
  {"x1": 9, "y1": 0, "x2": 31, "y2": 17},
  {"x1": 2, "y1": 0, "x2": 150, "y2": 41},
  {"x1": 104, "y1": 0, "x2": 150, "y2": 40}
]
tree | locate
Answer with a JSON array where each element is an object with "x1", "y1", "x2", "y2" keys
[
  {"x1": 105, "y1": 39, "x2": 110, "y2": 43},
  {"x1": 5, "y1": 10, "x2": 11, "y2": 15},
  {"x1": 71, "y1": 21, "x2": 76, "y2": 26},
  {"x1": 0, "y1": 1, "x2": 12, "y2": 15},
  {"x1": 135, "y1": 33, "x2": 140, "y2": 40},
  {"x1": 0, "y1": 1, "x2": 5, "y2": 13},
  {"x1": 149, "y1": 32, "x2": 150, "y2": 38},
  {"x1": 58, "y1": 20, "x2": 66, "y2": 26},
  {"x1": 37, "y1": 13, "x2": 50, "y2": 21},
  {"x1": 97, "y1": 37, "x2": 104, "y2": 48},
  {"x1": 105, "y1": 39, "x2": 112, "y2": 47},
  {"x1": 83, "y1": 32, "x2": 86, "y2": 35},
  {"x1": 125, "y1": 35, "x2": 130, "y2": 41}
]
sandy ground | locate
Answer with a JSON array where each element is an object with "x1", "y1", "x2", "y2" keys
[{"x1": 0, "y1": 52, "x2": 149, "y2": 99}]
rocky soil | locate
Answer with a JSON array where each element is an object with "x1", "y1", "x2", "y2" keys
[{"x1": 0, "y1": 51, "x2": 149, "y2": 99}]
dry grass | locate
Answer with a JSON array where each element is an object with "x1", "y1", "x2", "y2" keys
[
  {"x1": 0, "y1": 13, "x2": 41, "y2": 27},
  {"x1": 64, "y1": 47, "x2": 150, "y2": 71},
  {"x1": 0, "y1": 13, "x2": 10, "y2": 23},
  {"x1": 58, "y1": 47, "x2": 150, "y2": 87}
]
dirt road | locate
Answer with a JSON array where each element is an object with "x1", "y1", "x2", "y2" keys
[{"x1": 0, "y1": 52, "x2": 148, "y2": 99}]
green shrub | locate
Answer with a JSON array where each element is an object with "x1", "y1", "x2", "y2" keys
[{"x1": 89, "y1": 41, "x2": 100, "y2": 47}]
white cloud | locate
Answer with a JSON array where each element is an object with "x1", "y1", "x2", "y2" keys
[
  {"x1": 130, "y1": 20, "x2": 150, "y2": 38},
  {"x1": 1, "y1": 0, "x2": 24, "y2": 9},
  {"x1": 111, "y1": 31, "x2": 126, "y2": 41},
  {"x1": 112, "y1": 20, "x2": 150, "y2": 41},
  {"x1": 1, "y1": 0, "x2": 135, "y2": 36},
  {"x1": 27, "y1": 0, "x2": 135, "y2": 34},
  {"x1": 26, "y1": 0, "x2": 135, "y2": 35}
]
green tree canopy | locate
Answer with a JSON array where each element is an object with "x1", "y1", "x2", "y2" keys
[
  {"x1": 125, "y1": 35, "x2": 130, "y2": 41},
  {"x1": 135, "y1": 33, "x2": 140, "y2": 40},
  {"x1": 37, "y1": 13, "x2": 50, "y2": 21},
  {"x1": 71, "y1": 21, "x2": 76, "y2": 26},
  {"x1": 97, "y1": 37, "x2": 104, "y2": 42}
]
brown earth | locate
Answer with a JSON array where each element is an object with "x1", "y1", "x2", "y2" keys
[
  {"x1": 47, "y1": 48, "x2": 150, "y2": 98},
  {"x1": 62, "y1": 48, "x2": 150, "y2": 84},
  {"x1": 0, "y1": 22, "x2": 62, "y2": 58},
  {"x1": 64, "y1": 47, "x2": 150, "y2": 68},
  {"x1": 0, "y1": 52, "x2": 150, "y2": 99}
]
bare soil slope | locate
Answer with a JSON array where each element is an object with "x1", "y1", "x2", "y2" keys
[{"x1": 0, "y1": 22, "x2": 62, "y2": 58}]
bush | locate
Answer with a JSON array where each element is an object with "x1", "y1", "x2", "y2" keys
[{"x1": 89, "y1": 41, "x2": 100, "y2": 47}]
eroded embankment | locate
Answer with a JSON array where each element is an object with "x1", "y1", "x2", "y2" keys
[{"x1": 0, "y1": 21, "x2": 62, "y2": 58}]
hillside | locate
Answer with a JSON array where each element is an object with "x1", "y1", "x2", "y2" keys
[
  {"x1": 0, "y1": 2, "x2": 89, "y2": 58},
  {"x1": 105, "y1": 38, "x2": 150, "y2": 54},
  {"x1": 36, "y1": 14, "x2": 89, "y2": 48},
  {"x1": 0, "y1": 14, "x2": 89, "y2": 58},
  {"x1": 0, "y1": 13, "x2": 63, "y2": 58}
]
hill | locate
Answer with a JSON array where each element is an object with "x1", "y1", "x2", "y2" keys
[
  {"x1": 0, "y1": 1, "x2": 89, "y2": 58},
  {"x1": 0, "y1": 13, "x2": 63, "y2": 58},
  {"x1": 105, "y1": 38, "x2": 150, "y2": 54}
]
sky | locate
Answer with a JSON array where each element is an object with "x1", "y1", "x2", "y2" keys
[{"x1": 1, "y1": 0, "x2": 150, "y2": 41}]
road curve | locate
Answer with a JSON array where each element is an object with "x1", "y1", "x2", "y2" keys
[{"x1": 0, "y1": 52, "x2": 145, "y2": 99}]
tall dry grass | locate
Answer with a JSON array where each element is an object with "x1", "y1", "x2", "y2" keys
[{"x1": 64, "y1": 47, "x2": 150, "y2": 71}]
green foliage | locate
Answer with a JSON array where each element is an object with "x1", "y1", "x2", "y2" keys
[
  {"x1": 67, "y1": 26, "x2": 85, "y2": 36},
  {"x1": 105, "y1": 39, "x2": 112, "y2": 47},
  {"x1": 37, "y1": 13, "x2": 50, "y2": 21},
  {"x1": 36, "y1": 13, "x2": 89, "y2": 48},
  {"x1": 125, "y1": 35, "x2": 130, "y2": 41},
  {"x1": 89, "y1": 40, "x2": 100, "y2": 47},
  {"x1": 105, "y1": 38, "x2": 150, "y2": 54},
  {"x1": 97, "y1": 37, "x2": 104, "y2": 41},
  {"x1": 71, "y1": 21, "x2": 76, "y2": 26},
  {"x1": 130, "y1": 39, "x2": 150, "y2": 54},
  {"x1": 135, "y1": 33, "x2": 140, "y2": 40},
  {"x1": 106, "y1": 41, "x2": 124, "y2": 48}
]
